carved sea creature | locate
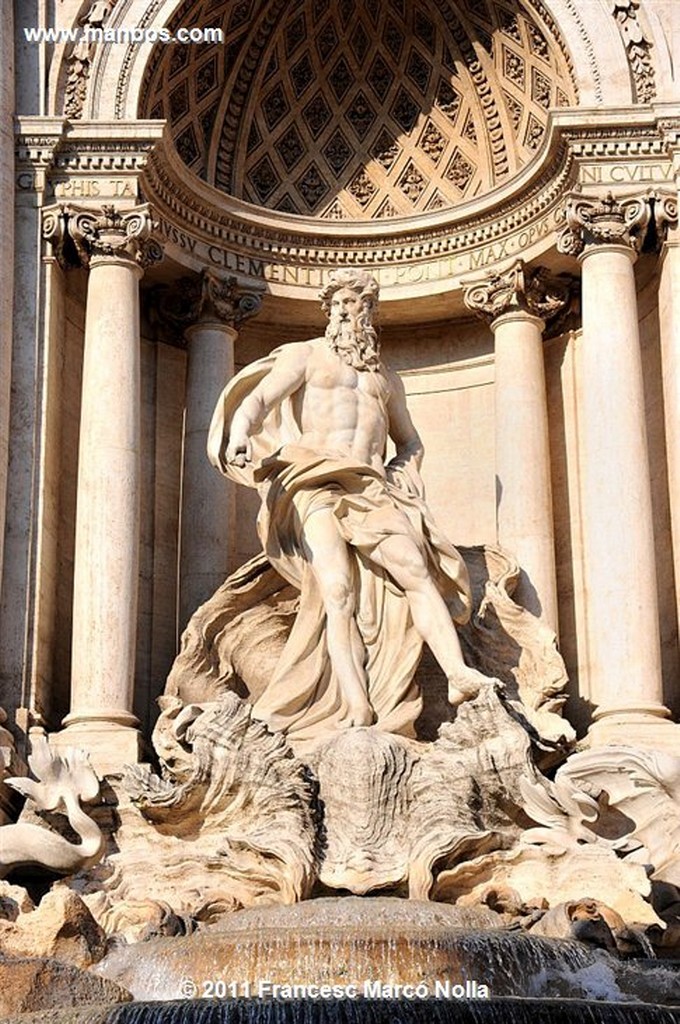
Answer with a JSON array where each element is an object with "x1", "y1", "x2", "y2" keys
[{"x1": 0, "y1": 737, "x2": 103, "y2": 878}]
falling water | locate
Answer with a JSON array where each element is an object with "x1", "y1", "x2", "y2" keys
[
  {"x1": 106, "y1": 997, "x2": 680, "y2": 1024},
  {"x1": 93, "y1": 897, "x2": 680, "y2": 1016}
]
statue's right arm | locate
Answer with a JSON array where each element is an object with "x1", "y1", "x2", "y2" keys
[{"x1": 226, "y1": 343, "x2": 310, "y2": 467}]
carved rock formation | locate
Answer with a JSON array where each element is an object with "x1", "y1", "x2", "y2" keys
[
  {"x1": 0, "y1": 953, "x2": 131, "y2": 1019},
  {"x1": 81, "y1": 693, "x2": 317, "y2": 941},
  {"x1": 0, "y1": 886, "x2": 106, "y2": 968},
  {"x1": 77, "y1": 684, "x2": 579, "y2": 937}
]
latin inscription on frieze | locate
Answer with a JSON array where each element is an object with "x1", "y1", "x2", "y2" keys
[
  {"x1": 51, "y1": 178, "x2": 138, "y2": 199},
  {"x1": 157, "y1": 206, "x2": 566, "y2": 292},
  {"x1": 580, "y1": 162, "x2": 674, "y2": 186}
]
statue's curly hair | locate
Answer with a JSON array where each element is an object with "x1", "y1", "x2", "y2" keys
[{"x1": 319, "y1": 269, "x2": 380, "y2": 316}]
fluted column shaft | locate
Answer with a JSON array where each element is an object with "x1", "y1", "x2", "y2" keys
[
  {"x1": 492, "y1": 310, "x2": 558, "y2": 628},
  {"x1": 180, "y1": 319, "x2": 237, "y2": 628}
]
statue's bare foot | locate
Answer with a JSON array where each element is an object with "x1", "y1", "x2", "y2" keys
[
  {"x1": 447, "y1": 667, "x2": 494, "y2": 709},
  {"x1": 338, "y1": 700, "x2": 376, "y2": 728}
]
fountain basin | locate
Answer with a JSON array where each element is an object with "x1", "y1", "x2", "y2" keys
[{"x1": 93, "y1": 898, "x2": 680, "y2": 1007}]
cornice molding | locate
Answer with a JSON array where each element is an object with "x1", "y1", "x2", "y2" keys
[{"x1": 18, "y1": 110, "x2": 680, "y2": 302}]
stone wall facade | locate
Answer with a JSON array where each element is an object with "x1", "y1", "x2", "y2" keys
[{"x1": 1, "y1": 0, "x2": 680, "y2": 769}]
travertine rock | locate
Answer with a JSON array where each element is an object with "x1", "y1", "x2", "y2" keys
[
  {"x1": 0, "y1": 880, "x2": 34, "y2": 921},
  {"x1": 437, "y1": 844, "x2": 659, "y2": 928},
  {"x1": 90, "y1": 683, "x2": 551, "y2": 923},
  {"x1": 0, "y1": 887, "x2": 106, "y2": 968},
  {"x1": 86, "y1": 692, "x2": 316, "y2": 940},
  {"x1": 0, "y1": 953, "x2": 131, "y2": 1017}
]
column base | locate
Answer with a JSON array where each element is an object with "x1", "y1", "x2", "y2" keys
[
  {"x1": 51, "y1": 714, "x2": 143, "y2": 776},
  {"x1": 586, "y1": 702, "x2": 680, "y2": 752}
]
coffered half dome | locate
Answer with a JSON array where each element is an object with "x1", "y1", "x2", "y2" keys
[{"x1": 139, "y1": 0, "x2": 577, "y2": 220}]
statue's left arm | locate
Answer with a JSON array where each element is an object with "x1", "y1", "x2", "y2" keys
[{"x1": 385, "y1": 369, "x2": 425, "y2": 489}]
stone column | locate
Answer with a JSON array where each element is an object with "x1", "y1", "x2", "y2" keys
[
  {"x1": 52, "y1": 204, "x2": 162, "y2": 772},
  {"x1": 0, "y1": 0, "x2": 14, "y2": 595},
  {"x1": 170, "y1": 272, "x2": 261, "y2": 629},
  {"x1": 558, "y1": 191, "x2": 677, "y2": 747},
  {"x1": 464, "y1": 261, "x2": 568, "y2": 632}
]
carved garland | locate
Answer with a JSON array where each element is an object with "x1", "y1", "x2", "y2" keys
[
  {"x1": 610, "y1": 0, "x2": 657, "y2": 104},
  {"x1": 64, "y1": 0, "x2": 119, "y2": 119}
]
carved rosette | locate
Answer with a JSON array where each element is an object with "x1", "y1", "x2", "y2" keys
[
  {"x1": 463, "y1": 259, "x2": 570, "y2": 326},
  {"x1": 43, "y1": 203, "x2": 163, "y2": 271},
  {"x1": 149, "y1": 269, "x2": 262, "y2": 344},
  {"x1": 558, "y1": 190, "x2": 678, "y2": 258}
]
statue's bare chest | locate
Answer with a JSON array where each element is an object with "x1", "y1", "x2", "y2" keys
[{"x1": 306, "y1": 350, "x2": 389, "y2": 404}]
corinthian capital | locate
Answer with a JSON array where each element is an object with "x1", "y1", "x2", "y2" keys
[
  {"x1": 43, "y1": 203, "x2": 164, "y2": 270},
  {"x1": 557, "y1": 190, "x2": 657, "y2": 257},
  {"x1": 463, "y1": 260, "x2": 570, "y2": 325},
  {"x1": 148, "y1": 270, "x2": 262, "y2": 344}
]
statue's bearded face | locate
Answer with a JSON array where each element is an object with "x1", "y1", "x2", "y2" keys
[{"x1": 325, "y1": 286, "x2": 380, "y2": 371}]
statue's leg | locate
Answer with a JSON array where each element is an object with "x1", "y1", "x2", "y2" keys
[
  {"x1": 371, "y1": 536, "x2": 490, "y2": 708},
  {"x1": 301, "y1": 508, "x2": 375, "y2": 727}
]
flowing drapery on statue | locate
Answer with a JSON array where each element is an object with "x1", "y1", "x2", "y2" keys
[
  {"x1": 207, "y1": 340, "x2": 472, "y2": 746},
  {"x1": 205, "y1": 269, "x2": 498, "y2": 750}
]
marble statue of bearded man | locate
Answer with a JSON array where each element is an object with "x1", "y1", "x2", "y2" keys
[{"x1": 207, "y1": 269, "x2": 490, "y2": 748}]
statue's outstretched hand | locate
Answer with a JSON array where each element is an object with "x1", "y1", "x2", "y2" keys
[{"x1": 226, "y1": 437, "x2": 252, "y2": 468}]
